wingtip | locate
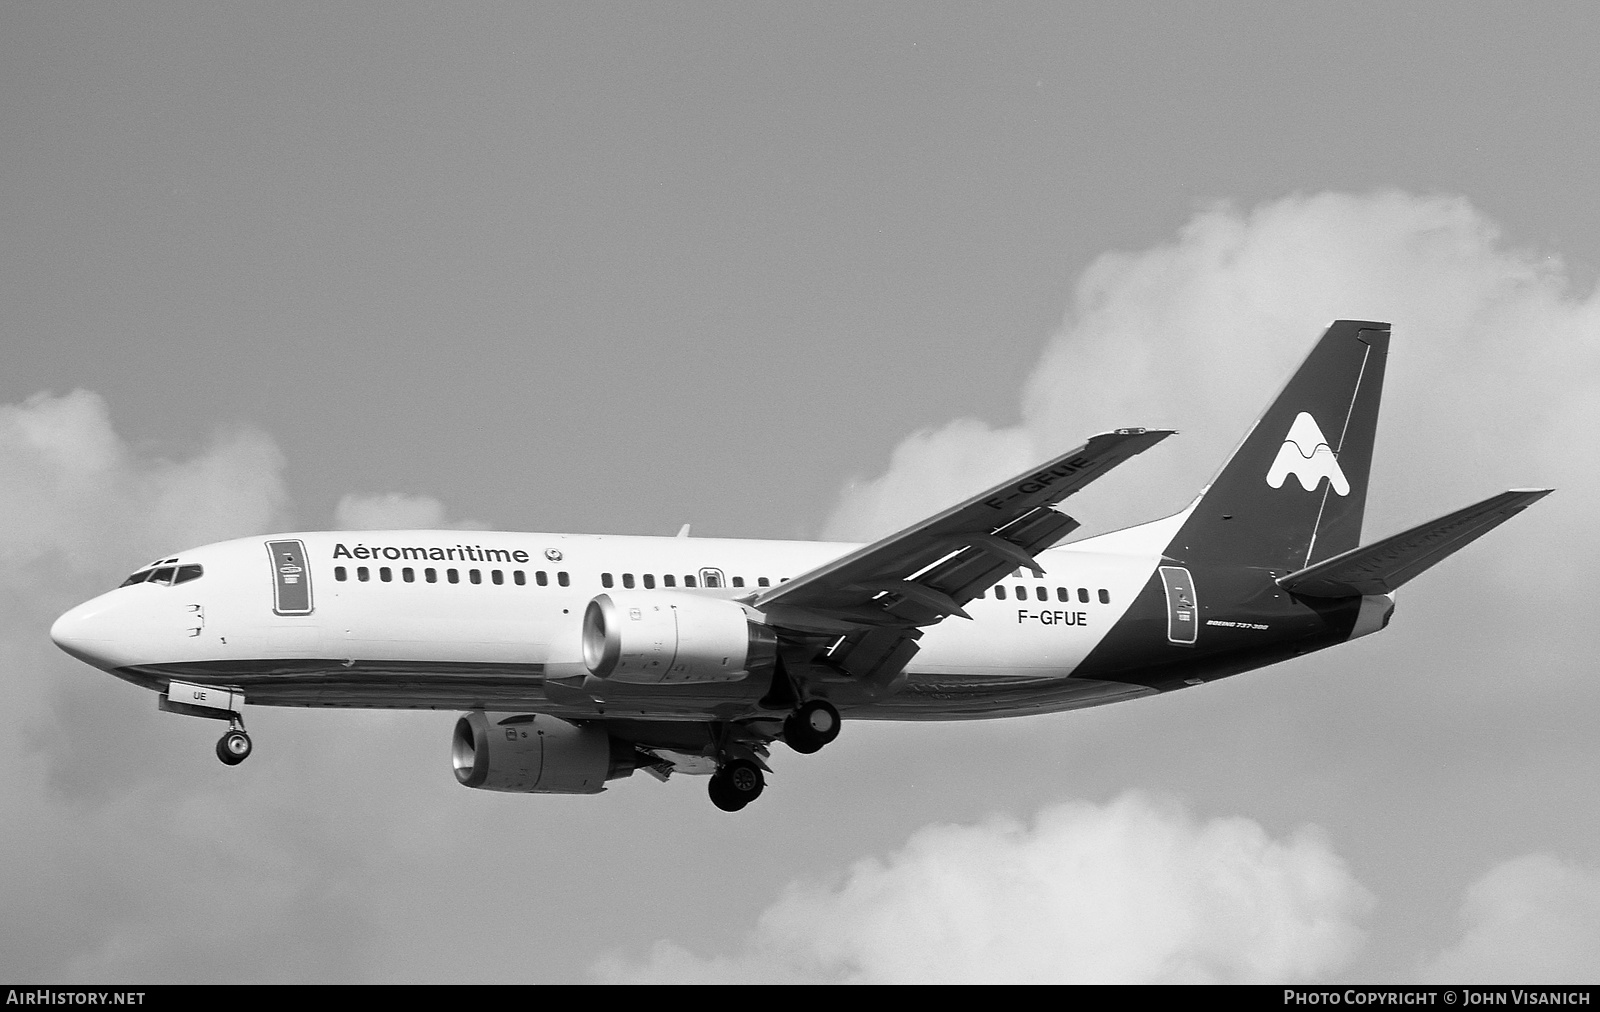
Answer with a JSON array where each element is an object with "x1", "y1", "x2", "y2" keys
[{"x1": 1108, "y1": 427, "x2": 1178, "y2": 438}]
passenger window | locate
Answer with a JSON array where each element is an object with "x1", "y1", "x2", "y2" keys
[
  {"x1": 601, "y1": 573, "x2": 613, "y2": 589},
  {"x1": 380, "y1": 567, "x2": 392, "y2": 582},
  {"x1": 731, "y1": 576, "x2": 744, "y2": 588},
  {"x1": 757, "y1": 577, "x2": 770, "y2": 587},
  {"x1": 536, "y1": 571, "x2": 548, "y2": 586},
  {"x1": 492, "y1": 570, "x2": 504, "y2": 585},
  {"x1": 1014, "y1": 584, "x2": 1026, "y2": 598},
  {"x1": 663, "y1": 575, "x2": 676, "y2": 587},
  {"x1": 358, "y1": 567, "x2": 370, "y2": 582},
  {"x1": 425, "y1": 568, "x2": 437, "y2": 583},
  {"x1": 622, "y1": 573, "x2": 635, "y2": 589},
  {"x1": 403, "y1": 567, "x2": 415, "y2": 583},
  {"x1": 1099, "y1": 589, "x2": 1110, "y2": 604},
  {"x1": 335, "y1": 567, "x2": 347, "y2": 582},
  {"x1": 684, "y1": 575, "x2": 697, "y2": 588},
  {"x1": 513, "y1": 571, "x2": 525, "y2": 586},
  {"x1": 1078, "y1": 588, "x2": 1089, "y2": 603},
  {"x1": 174, "y1": 564, "x2": 203, "y2": 585},
  {"x1": 469, "y1": 569, "x2": 481, "y2": 584},
  {"x1": 976, "y1": 589, "x2": 986, "y2": 599},
  {"x1": 1057, "y1": 587, "x2": 1069, "y2": 602},
  {"x1": 995, "y1": 585, "x2": 1007, "y2": 600},
  {"x1": 1036, "y1": 587, "x2": 1048, "y2": 601},
  {"x1": 447, "y1": 569, "x2": 459, "y2": 584},
  {"x1": 558, "y1": 572, "x2": 570, "y2": 587}
]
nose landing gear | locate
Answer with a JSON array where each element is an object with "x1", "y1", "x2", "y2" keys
[
  {"x1": 158, "y1": 680, "x2": 254, "y2": 767},
  {"x1": 215, "y1": 715, "x2": 252, "y2": 766}
]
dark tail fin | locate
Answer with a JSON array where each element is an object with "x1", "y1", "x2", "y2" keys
[{"x1": 1165, "y1": 320, "x2": 1390, "y2": 571}]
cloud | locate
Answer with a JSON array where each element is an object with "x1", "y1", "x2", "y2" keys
[
  {"x1": 0, "y1": 390, "x2": 290, "y2": 576},
  {"x1": 1419, "y1": 854, "x2": 1600, "y2": 983},
  {"x1": 335, "y1": 493, "x2": 445, "y2": 530},
  {"x1": 0, "y1": 390, "x2": 378, "y2": 981},
  {"x1": 594, "y1": 792, "x2": 1373, "y2": 983},
  {"x1": 824, "y1": 191, "x2": 1600, "y2": 545},
  {"x1": 334, "y1": 492, "x2": 488, "y2": 530}
]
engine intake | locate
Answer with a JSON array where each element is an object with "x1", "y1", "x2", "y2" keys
[
  {"x1": 582, "y1": 591, "x2": 777, "y2": 684},
  {"x1": 452, "y1": 711, "x2": 633, "y2": 794}
]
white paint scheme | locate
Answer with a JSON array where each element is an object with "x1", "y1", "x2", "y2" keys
[{"x1": 51, "y1": 517, "x2": 1183, "y2": 718}]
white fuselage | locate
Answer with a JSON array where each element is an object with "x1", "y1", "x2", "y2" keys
[{"x1": 52, "y1": 514, "x2": 1192, "y2": 723}]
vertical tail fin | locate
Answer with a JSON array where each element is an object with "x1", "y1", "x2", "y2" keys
[{"x1": 1165, "y1": 320, "x2": 1389, "y2": 570}]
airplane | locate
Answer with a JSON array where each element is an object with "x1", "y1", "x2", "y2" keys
[{"x1": 49, "y1": 321, "x2": 1551, "y2": 811}]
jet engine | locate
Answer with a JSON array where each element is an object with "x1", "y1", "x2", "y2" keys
[
  {"x1": 582, "y1": 591, "x2": 777, "y2": 684},
  {"x1": 452, "y1": 711, "x2": 634, "y2": 793}
]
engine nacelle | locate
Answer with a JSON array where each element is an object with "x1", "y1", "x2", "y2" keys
[
  {"x1": 582, "y1": 591, "x2": 777, "y2": 684},
  {"x1": 452, "y1": 711, "x2": 632, "y2": 794}
]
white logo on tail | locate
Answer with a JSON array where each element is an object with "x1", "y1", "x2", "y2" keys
[{"x1": 1266, "y1": 412, "x2": 1349, "y2": 495}]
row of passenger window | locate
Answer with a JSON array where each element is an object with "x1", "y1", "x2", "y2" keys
[
  {"x1": 332, "y1": 566, "x2": 788, "y2": 590},
  {"x1": 334, "y1": 566, "x2": 570, "y2": 587},
  {"x1": 980, "y1": 585, "x2": 1112, "y2": 604},
  {"x1": 599, "y1": 572, "x2": 779, "y2": 590}
]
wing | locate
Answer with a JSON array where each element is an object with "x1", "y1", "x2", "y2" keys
[{"x1": 752, "y1": 428, "x2": 1174, "y2": 690}]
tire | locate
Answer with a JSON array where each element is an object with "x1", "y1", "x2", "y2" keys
[
  {"x1": 216, "y1": 730, "x2": 252, "y2": 766},
  {"x1": 708, "y1": 759, "x2": 764, "y2": 811},
  {"x1": 785, "y1": 699, "x2": 841, "y2": 754},
  {"x1": 708, "y1": 772, "x2": 747, "y2": 812}
]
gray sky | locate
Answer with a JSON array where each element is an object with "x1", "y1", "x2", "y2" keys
[{"x1": 3, "y1": 4, "x2": 1597, "y2": 983}]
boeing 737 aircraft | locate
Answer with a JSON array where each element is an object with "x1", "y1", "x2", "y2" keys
[{"x1": 50, "y1": 322, "x2": 1550, "y2": 810}]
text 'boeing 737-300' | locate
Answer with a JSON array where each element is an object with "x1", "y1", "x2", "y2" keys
[{"x1": 50, "y1": 322, "x2": 1552, "y2": 811}]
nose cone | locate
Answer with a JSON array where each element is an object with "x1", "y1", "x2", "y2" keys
[{"x1": 51, "y1": 597, "x2": 118, "y2": 668}]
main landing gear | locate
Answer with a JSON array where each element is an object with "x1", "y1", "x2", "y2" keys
[
  {"x1": 783, "y1": 699, "x2": 840, "y2": 754},
  {"x1": 704, "y1": 700, "x2": 842, "y2": 812},
  {"x1": 707, "y1": 758, "x2": 765, "y2": 812},
  {"x1": 215, "y1": 715, "x2": 252, "y2": 766}
]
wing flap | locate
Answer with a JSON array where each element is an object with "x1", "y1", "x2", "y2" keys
[
  {"x1": 752, "y1": 428, "x2": 1173, "y2": 685},
  {"x1": 757, "y1": 428, "x2": 1173, "y2": 622},
  {"x1": 1277, "y1": 488, "x2": 1552, "y2": 598}
]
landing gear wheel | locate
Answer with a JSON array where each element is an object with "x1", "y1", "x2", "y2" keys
[
  {"x1": 708, "y1": 759, "x2": 765, "y2": 812},
  {"x1": 216, "y1": 729, "x2": 252, "y2": 766},
  {"x1": 784, "y1": 699, "x2": 841, "y2": 754}
]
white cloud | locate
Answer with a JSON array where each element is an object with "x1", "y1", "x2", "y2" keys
[
  {"x1": 0, "y1": 390, "x2": 377, "y2": 981},
  {"x1": 0, "y1": 390, "x2": 289, "y2": 575},
  {"x1": 1419, "y1": 854, "x2": 1600, "y2": 983},
  {"x1": 824, "y1": 191, "x2": 1600, "y2": 547},
  {"x1": 334, "y1": 492, "x2": 487, "y2": 530},
  {"x1": 335, "y1": 492, "x2": 446, "y2": 530},
  {"x1": 594, "y1": 792, "x2": 1373, "y2": 983}
]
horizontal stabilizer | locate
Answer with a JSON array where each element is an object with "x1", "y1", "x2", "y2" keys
[{"x1": 1277, "y1": 488, "x2": 1553, "y2": 598}]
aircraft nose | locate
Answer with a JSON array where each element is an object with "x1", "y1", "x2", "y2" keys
[{"x1": 50, "y1": 599, "x2": 115, "y2": 667}]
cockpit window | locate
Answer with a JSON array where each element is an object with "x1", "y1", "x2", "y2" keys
[{"x1": 119, "y1": 563, "x2": 202, "y2": 588}]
